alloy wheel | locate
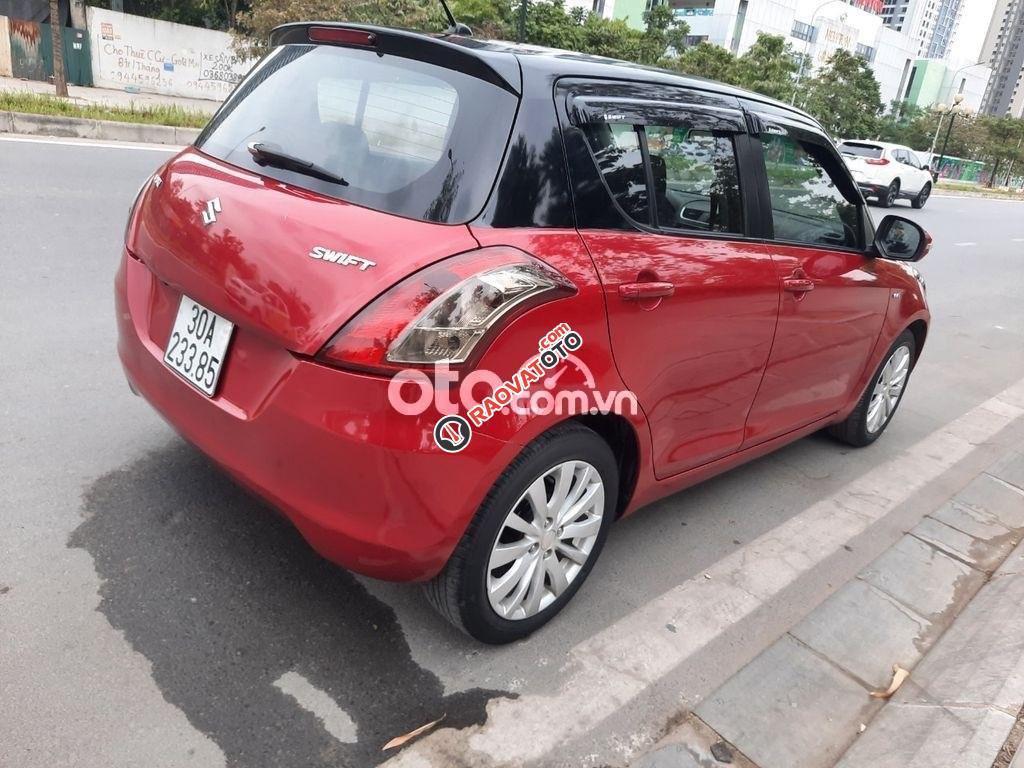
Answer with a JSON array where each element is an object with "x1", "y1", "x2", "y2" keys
[
  {"x1": 486, "y1": 460, "x2": 604, "y2": 621},
  {"x1": 866, "y1": 345, "x2": 911, "y2": 434},
  {"x1": 886, "y1": 183, "x2": 898, "y2": 206}
]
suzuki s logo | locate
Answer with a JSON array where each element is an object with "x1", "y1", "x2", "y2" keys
[
  {"x1": 309, "y1": 246, "x2": 376, "y2": 271},
  {"x1": 201, "y1": 197, "x2": 222, "y2": 226}
]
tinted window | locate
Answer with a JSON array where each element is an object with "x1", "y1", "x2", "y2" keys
[
  {"x1": 196, "y1": 45, "x2": 517, "y2": 223},
  {"x1": 645, "y1": 126, "x2": 743, "y2": 234},
  {"x1": 762, "y1": 134, "x2": 859, "y2": 249},
  {"x1": 582, "y1": 123, "x2": 650, "y2": 224},
  {"x1": 838, "y1": 141, "x2": 883, "y2": 159}
]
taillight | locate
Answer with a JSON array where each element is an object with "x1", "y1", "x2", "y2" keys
[
  {"x1": 316, "y1": 247, "x2": 575, "y2": 374},
  {"x1": 866, "y1": 158, "x2": 890, "y2": 165}
]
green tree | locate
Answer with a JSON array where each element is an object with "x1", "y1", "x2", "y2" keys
[
  {"x1": 670, "y1": 41, "x2": 737, "y2": 83},
  {"x1": 977, "y1": 116, "x2": 1024, "y2": 186},
  {"x1": 234, "y1": 0, "x2": 445, "y2": 57},
  {"x1": 802, "y1": 49, "x2": 882, "y2": 138},
  {"x1": 732, "y1": 33, "x2": 798, "y2": 102},
  {"x1": 876, "y1": 101, "x2": 937, "y2": 149},
  {"x1": 639, "y1": 3, "x2": 688, "y2": 65}
]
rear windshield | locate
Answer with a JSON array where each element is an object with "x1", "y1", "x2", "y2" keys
[
  {"x1": 837, "y1": 142, "x2": 883, "y2": 159},
  {"x1": 195, "y1": 44, "x2": 518, "y2": 223}
]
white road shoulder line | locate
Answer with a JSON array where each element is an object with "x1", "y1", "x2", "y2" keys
[
  {"x1": 273, "y1": 671, "x2": 358, "y2": 744},
  {"x1": 0, "y1": 135, "x2": 180, "y2": 152},
  {"x1": 954, "y1": 242, "x2": 978, "y2": 246},
  {"x1": 388, "y1": 377, "x2": 1024, "y2": 767}
]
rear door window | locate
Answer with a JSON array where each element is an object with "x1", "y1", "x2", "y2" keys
[
  {"x1": 196, "y1": 44, "x2": 517, "y2": 223},
  {"x1": 644, "y1": 126, "x2": 743, "y2": 234},
  {"x1": 762, "y1": 134, "x2": 861, "y2": 249}
]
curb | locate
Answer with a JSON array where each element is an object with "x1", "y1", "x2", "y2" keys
[
  {"x1": 0, "y1": 110, "x2": 200, "y2": 145},
  {"x1": 632, "y1": 439, "x2": 1024, "y2": 768}
]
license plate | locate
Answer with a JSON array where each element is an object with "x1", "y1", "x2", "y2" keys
[{"x1": 163, "y1": 296, "x2": 234, "y2": 396}]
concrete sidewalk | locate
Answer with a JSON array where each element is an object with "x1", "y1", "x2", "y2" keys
[
  {"x1": 0, "y1": 75, "x2": 221, "y2": 115},
  {"x1": 634, "y1": 447, "x2": 1024, "y2": 768}
]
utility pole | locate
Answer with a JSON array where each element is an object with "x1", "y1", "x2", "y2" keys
[
  {"x1": 517, "y1": 0, "x2": 528, "y2": 44},
  {"x1": 49, "y1": 0, "x2": 68, "y2": 97}
]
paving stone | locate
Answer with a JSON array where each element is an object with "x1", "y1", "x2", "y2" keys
[
  {"x1": 895, "y1": 565, "x2": 1024, "y2": 713},
  {"x1": 695, "y1": 635, "x2": 880, "y2": 768},
  {"x1": 989, "y1": 452, "x2": 1024, "y2": 495},
  {"x1": 791, "y1": 579, "x2": 931, "y2": 690},
  {"x1": 636, "y1": 715, "x2": 759, "y2": 768},
  {"x1": 835, "y1": 702, "x2": 1015, "y2": 768},
  {"x1": 931, "y1": 497, "x2": 1013, "y2": 539},
  {"x1": 912, "y1": 516, "x2": 1016, "y2": 572},
  {"x1": 859, "y1": 535, "x2": 986, "y2": 622},
  {"x1": 955, "y1": 472, "x2": 1024, "y2": 529},
  {"x1": 1011, "y1": 743, "x2": 1024, "y2": 768},
  {"x1": 630, "y1": 743, "x2": 703, "y2": 768}
]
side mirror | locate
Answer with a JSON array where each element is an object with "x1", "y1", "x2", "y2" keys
[{"x1": 874, "y1": 215, "x2": 931, "y2": 262}]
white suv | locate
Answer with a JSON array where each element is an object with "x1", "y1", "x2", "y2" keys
[{"x1": 837, "y1": 140, "x2": 933, "y2": 209}]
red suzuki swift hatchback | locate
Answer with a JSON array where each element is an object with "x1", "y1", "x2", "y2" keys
[{"x1": 117, "y1": 22, "x2": 931, "y2": 643}]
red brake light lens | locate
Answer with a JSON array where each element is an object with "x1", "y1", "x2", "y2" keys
[
  {"x1": 316, "y1": 247, "x2": 575, "y2": 374},
  {"x1": 308, "y1": 26, "x2": 377, "y2": 47},
  {"x1": 866, "y1": 158, "x2": 890, "y2": 165}
]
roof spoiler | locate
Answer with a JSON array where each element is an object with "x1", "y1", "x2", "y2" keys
[{"x1": 268, "y1": 23, "x2": 520, "y2": 95}]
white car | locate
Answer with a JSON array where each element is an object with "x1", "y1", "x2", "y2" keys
[{"x1": 837, "y1": 140, "x2": 933, "y2": 209}]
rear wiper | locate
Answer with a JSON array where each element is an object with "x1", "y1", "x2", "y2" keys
[{"x1": 247, "y1": 142, "x2": 348, "y2": 186}]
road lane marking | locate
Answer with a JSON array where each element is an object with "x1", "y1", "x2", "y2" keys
[
  {"x1": 0, "y1": 135, "x2": 179, "y2": 152},
  {"x1": 1013, "y1": 238, "x2": 1024, "y2": 242},
  {"x1": 273, "y1": 671, "x2": 358, "y2": 744},
  {"x1": 388, "y1": 377, "x2": 1024, "y2": 767},
  {"x1": 954, "y1": 242, "x2": 978, "y2": 246}
]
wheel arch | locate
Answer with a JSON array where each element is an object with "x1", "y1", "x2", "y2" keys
[
  {"x1": 907, "y1": 318, "x2": 928, "y2": 365},
  {"x1": 573, "y1": 412, "x2": 640, "y2": 519}
]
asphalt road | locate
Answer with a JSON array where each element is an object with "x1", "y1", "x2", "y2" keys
[{"x1": 2, "y1": 135, "x2": 1024, "y2": 768}]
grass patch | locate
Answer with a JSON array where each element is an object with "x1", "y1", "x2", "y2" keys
[
  {"x1": 0, "y1": 90, "x2": 210, "y2": 128},
  {"x1": 936, "y1": 180, "x2": 1024, "y2": 198}
]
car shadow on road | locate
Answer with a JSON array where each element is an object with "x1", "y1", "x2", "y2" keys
[{"x1": 69, "y1": 438, "x2": 510, "y2": 768}]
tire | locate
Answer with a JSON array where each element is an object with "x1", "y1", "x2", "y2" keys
[
  {"x1": 911, "y1": 182, "x2": 931, "y2": 209},
  {"x1": 878, "y1": 179, "x2": 900, "y2": 208},
  {"x1": 424, "y1": 422, "x2": 618, "y2": 644},
  {"x1": 829, "y1": 330, "x2": 916, "y2": 447}
]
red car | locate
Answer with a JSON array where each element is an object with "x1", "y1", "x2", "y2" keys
[{"x1": 116, "y1": 23, "x2": 931, "y2": 643}]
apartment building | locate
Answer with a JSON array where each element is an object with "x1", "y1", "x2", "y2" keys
[{"x1": 979, "y1": 0, "x2": 1024, "y2": 115}]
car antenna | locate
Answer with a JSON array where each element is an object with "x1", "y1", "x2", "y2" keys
[{"x1": 439, "y1": 0, "x2": 472, "y2": 35}]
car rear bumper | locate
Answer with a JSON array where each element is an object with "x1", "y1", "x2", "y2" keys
[
  {"x1": 857, "y1": 182, "x2": 889, "y2": 198},
  {"x1": 114, "y1": 251, "x2": 513, "y2": 581}
]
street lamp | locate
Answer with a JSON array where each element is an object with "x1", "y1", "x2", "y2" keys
[
  {"x1": 791, "y1": 0, "x2": 844, "y2": 105},
  {"x1": 928, "y1": 92, "x2": 964, "y2": 160},
  {"x1": 933, "y1": 99, "x2": 972, "y2": 182}
]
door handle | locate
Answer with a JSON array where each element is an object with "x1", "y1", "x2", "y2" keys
[
  {"x1": 619, "y1": 281, "x2": 675, "y2": 301},
  {"x1": 783, "y1": 278, "x2": 815, "y2": 293}
]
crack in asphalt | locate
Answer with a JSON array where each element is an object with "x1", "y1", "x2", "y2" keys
[{"x1": 69, "y1": 440, "x2": 510, "y2": 767}]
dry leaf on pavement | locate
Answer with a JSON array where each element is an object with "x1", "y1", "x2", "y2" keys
[
  {"x1": 870, "y1": 664, "x2": 909, "y2": 699},
  {"x1": 382, "y1": 714, "x2": 446, "y2": 751}
]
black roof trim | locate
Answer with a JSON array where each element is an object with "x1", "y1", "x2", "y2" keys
[{"x1": 267, "y1": 23, "x2": 821, "y2": 132}]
